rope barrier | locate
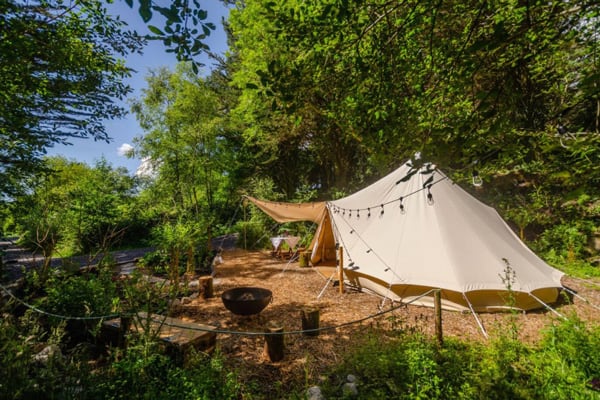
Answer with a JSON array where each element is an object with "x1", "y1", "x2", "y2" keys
[{"x1": 0, "y1": 280, "x2": 437, "y2": 336}]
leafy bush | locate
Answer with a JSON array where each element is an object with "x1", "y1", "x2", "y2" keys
[
  {"x1": 42, "y1": 270, "x2": 118, "y2": 343},
  {"x1": 95, "y1": 345, "x2": 240, "y2": 400},
  {"x1": 318, "y1": 318, "x2": 600, "y2": 399}
]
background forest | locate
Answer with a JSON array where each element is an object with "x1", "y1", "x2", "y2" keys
[{"x1": 1, "y1": 0, "x2": 600, "y2": 399}]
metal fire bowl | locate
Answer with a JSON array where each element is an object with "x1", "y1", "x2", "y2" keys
[{"x1": 221, "y1": 287, "x2": 273, "y2": 316}]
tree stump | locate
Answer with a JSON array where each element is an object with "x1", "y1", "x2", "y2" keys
[
  {"x1": 301, "y1": 306, "x2": 320, "y2": 337},
  {"x1": 263, "y1": 321, "x2": 284, "y2": 362},
  {"x1": 298, "y1": 250, "x2": 310, "y2": 268},
  {"x1": 199, "y1": 276, "x2": 213, "y2": 299}
]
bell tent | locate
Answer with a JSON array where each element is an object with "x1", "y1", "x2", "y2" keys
[{"x1": 246, "y1": 161, "x2": 565, "y2": 313}]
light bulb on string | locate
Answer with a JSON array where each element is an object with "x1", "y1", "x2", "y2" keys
[
  {"x1": 380, "y1": 204, "x2": 384, "y2": 216},
  {"x1": 399, "y1": 197, "x2": 405, "y2": 214},
  {"x1": 472, "y1": 170, "x2": 483, "y2": 187},
  {"x1": 367, "y1": 208, "x2": 371, "y2": 217},
  {"x1": 426, "y1": 185, "x2": 434, "y2": 205},
  {"x1": 356, "y1": 209, "x2": 360, "y2": 218}
]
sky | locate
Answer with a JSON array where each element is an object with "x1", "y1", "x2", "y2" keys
[{"x1": 46, "y1": 1, "x2": 230, "y2": 174}]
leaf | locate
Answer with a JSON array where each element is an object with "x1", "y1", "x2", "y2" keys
[
  {"x1": 148, "y1": 25, "x2": 164, "y2": 35},
  {"x1": 396, "y1": 169, "x2": 418, "y2": 185},
  {"x1": 138, "y1": 0, "x2": 152, "y2": 23},
  {"x1": 422, "y1": 175, "x2": 433, "y2": 188}
]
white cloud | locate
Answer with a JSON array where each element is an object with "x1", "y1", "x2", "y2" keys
[
  {"x1": 135, "y1": 157, "x2": 156, "y2": 178},
  {"x1": 117, "y1": 143, "x2": 134, "y2": 157}
]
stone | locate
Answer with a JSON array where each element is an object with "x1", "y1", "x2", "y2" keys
[
  {"x1": 342, "y1": 382, "x2": 358, "y2": 397},
  {"x1": 33, "y1": 344, "x2": 62, "y2": 364},
  {"x1": 346, "y1": 374, "x2": 357, "y2": 383},
  {"x1": 306, "y1": 386, "x2": 325, "y2": 400}
]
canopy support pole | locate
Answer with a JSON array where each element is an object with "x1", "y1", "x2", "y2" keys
[
  {"x1": 562, "y1": 286, "x2": 600, "y2": 312},
  {"x1": 529, "y1": 293, "x2": 566, "y2": 319},
  {"x1": 463, "y1": 293, "x2": 488, "y2": 339}
]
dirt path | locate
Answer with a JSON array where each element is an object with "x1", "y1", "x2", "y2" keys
[{"x1": 0, "y1": 237, "x2": 154, "y2": 281}]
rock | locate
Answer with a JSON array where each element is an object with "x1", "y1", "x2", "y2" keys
[
  {"x1": 181, "y1": 296, "x2": 192, "y2": 305},
  {"x1": 188, "y1": 280, "x2": 200, "y2": 290},
  {"x1": 189, "y1": 291, "x2": 199, "y2": 300},
  {"x1": 33, "y1": 344, "x2": 62, "y2": 364},
  {"x1": 169, "y1": 298, "x2": 181, "y2": 309},
  {"x1": 346, "y1": 374, "x2": 357, "y2": 383},
  {"x1": 342, "y1": 382, "x2": 358, "y2": 397},
  {"x1": 306, "y1": 385, "x2": 325, "y2": 400}
]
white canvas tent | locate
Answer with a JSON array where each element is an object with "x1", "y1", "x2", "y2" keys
[{"x1": 246, "y1": 161, "x2": 565, "y2": 312}]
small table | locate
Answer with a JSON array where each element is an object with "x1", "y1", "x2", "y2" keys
[{"x1": 270, "y1": 236, "x2": 300, "y2": 257}]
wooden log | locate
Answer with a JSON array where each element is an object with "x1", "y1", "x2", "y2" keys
[
  {"x1": 301, "y1": 307, "x2": 320, "y2": 337},
  {"x1": 434, "y1": 290, "x2": 443, "y2": 347},
  {"x1": 263, "y1": 321, "x2": 284, "y2": 362},
  {"x1": 199, "y1": 276, "x2": 213, "y2": 299}
]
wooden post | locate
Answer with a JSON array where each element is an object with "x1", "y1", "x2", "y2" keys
[
  {"x1": 434, "y1": 289, "x2": 443, "y2": 347},
  {"x1": 199, "y1": 276, "x2": 214, "y2": 299},
  {"x1": 298, "y1": 250, "x2": 310, "y2": 267},
  {"x1": 118, "y1": 315, "x2": 131, "y2": 347},
  {"x1": 301, "y1": 306, "x2": 320, "y2": 336},
  {"x1": 263, "y1": 321, "x2": 284, "y2": 362},
  {"x1": 338, "y1": 246, "x2": 344, "y2": 294}
]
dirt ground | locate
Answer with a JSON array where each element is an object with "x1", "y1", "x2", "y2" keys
[{"x1": 170, "y1": 248, "x2": 600, "y2": 389}]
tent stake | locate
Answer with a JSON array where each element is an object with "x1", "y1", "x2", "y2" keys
[{"x1": 463, "y1": 294, "x2": 488, "y2": 339}]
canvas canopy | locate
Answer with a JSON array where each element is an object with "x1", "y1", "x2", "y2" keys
[{"x1": 246, "y1": 161, "x2": 565, "y2": 312}]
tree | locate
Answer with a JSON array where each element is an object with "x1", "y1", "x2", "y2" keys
[
  {"x1": 10, "y1": 157, "x2": 140, "y2": 276},
  {"x1": 0, "y1": 0, "x2": 144, "y2": 195},
  {"x1": 131, "y1": 64, "x2": 238, "y2": 259}
]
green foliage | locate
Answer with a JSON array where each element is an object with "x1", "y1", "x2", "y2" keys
[
  {"x1": 96, "y1": 347, "x2": 241, "y2": 400},
  {"x1": 0, "y1": 0, "x2": 144, "y2": 195},
  {"x1": 9, "y1": 157, "x2": 144, "y2": 265},
  {"x1": 318, "y1": 318, "x2": 600, "y2": 399},
  {"x1": 41, "y1": 270, "x2": 118, "y2": 344}
]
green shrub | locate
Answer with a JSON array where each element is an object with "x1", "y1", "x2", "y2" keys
[{"x1": 95, "y1": 345, "x2": 240, "y2": 400}]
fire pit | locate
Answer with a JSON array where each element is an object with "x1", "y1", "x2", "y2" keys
[{"x1": 221, "y1": 287, "x2": 273, "y2": 316}]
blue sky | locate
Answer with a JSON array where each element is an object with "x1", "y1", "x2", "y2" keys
[{"x1": 46, "y1": 1, "x2": 230, "y2": 174}]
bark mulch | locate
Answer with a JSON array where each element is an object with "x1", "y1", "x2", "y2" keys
[{"x1": 170, "y1": 248, "x2": 600, "y2": 391}]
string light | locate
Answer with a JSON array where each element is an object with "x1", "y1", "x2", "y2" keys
[
  {"x1": 399, "y1": 197, "x2": 405, "y2": 214},
  {"x1": 367, "y1": 208, "x2": 371, "y2": 217},
  {"x1": 427, "y1": 185, "x2": 434, "y2": 205},
  {"x1": 380, "y1": 204, "x2": 384, "y2": 216},
  {"x1": 356, "y1": 209, "x2": 360, "y2": 218}
]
